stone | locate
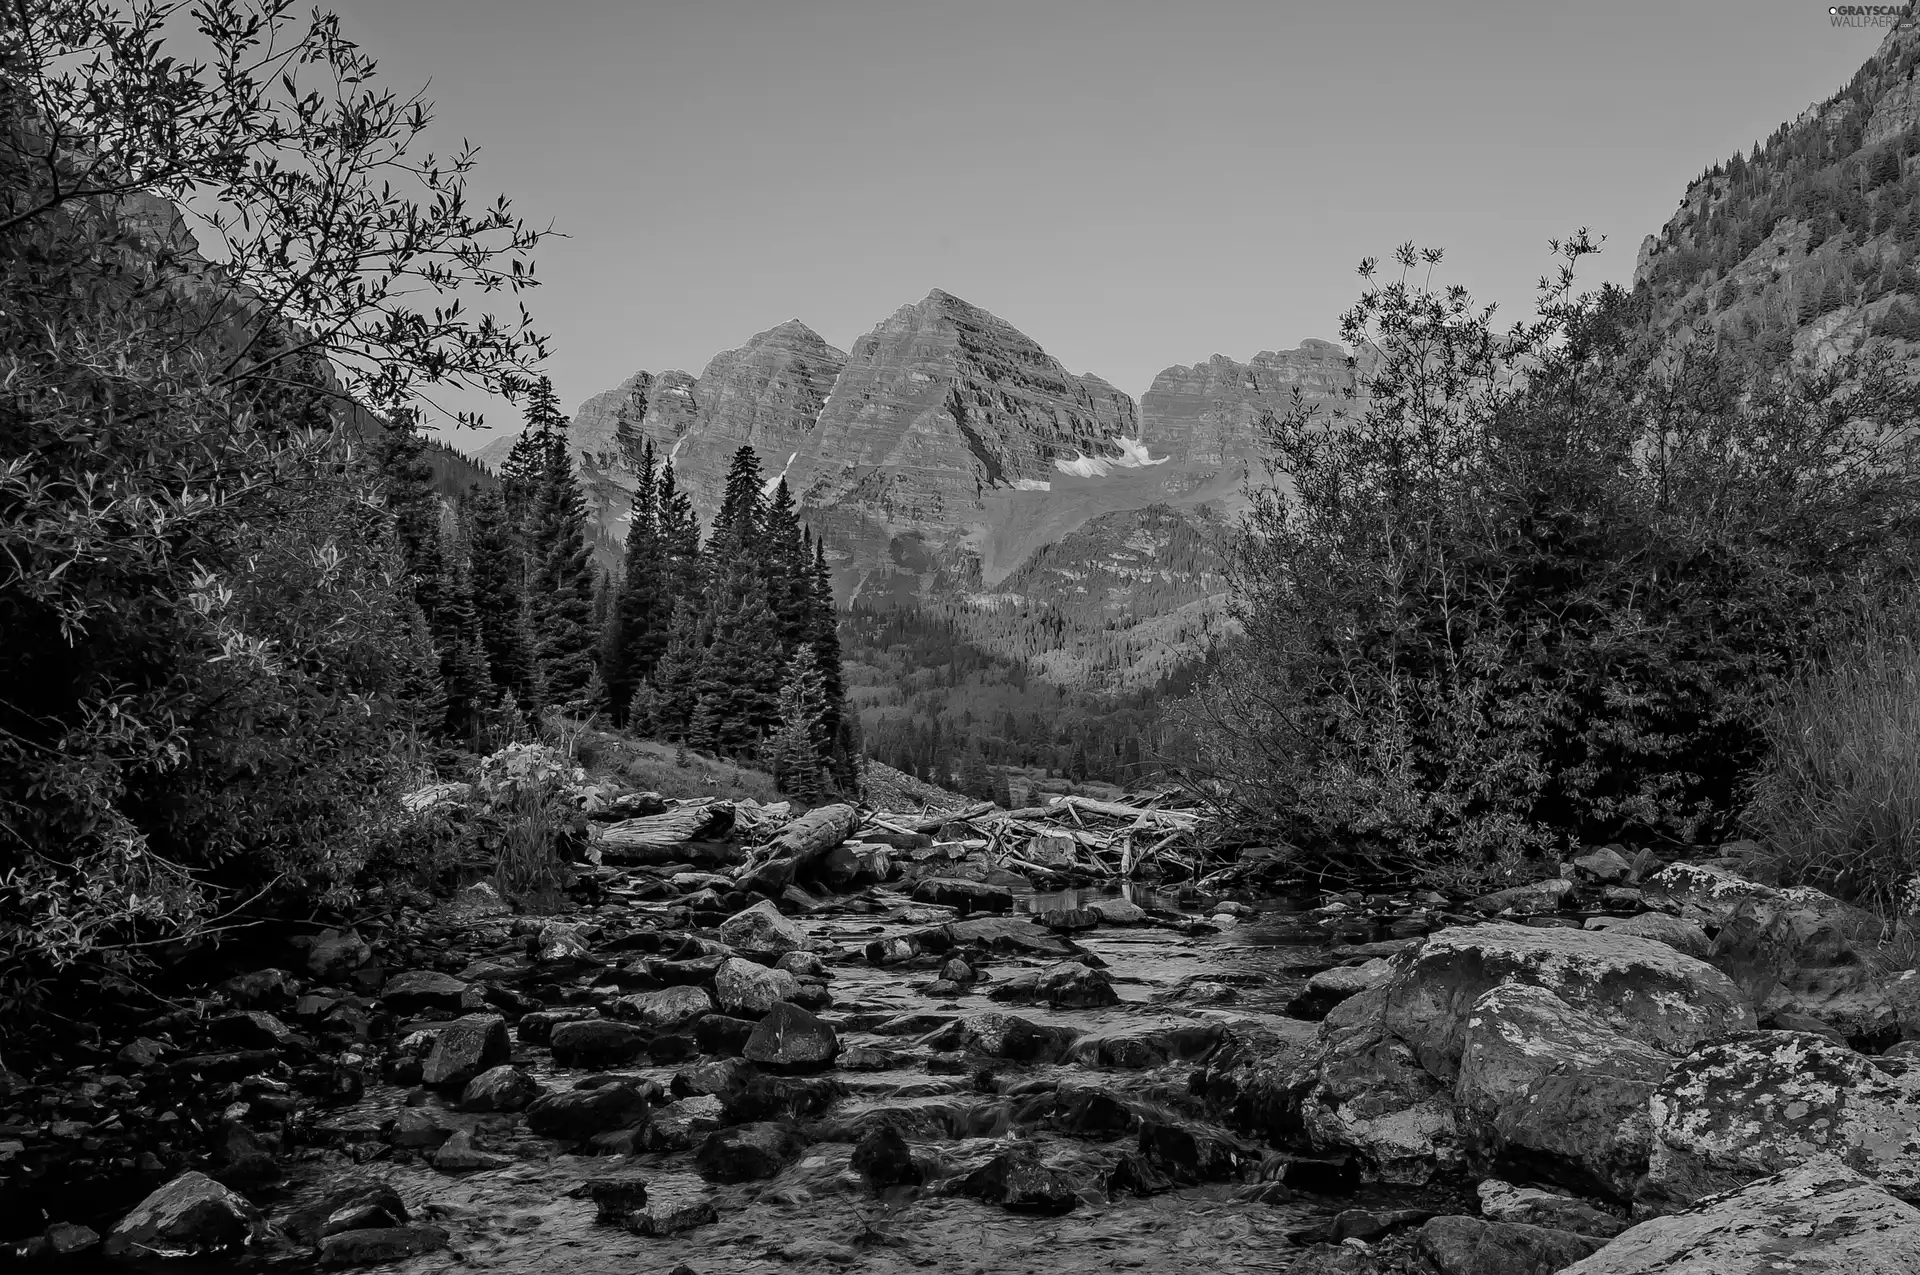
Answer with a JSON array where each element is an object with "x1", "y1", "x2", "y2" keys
[
  {"x1": 387, "y1": 1106, "x2": 454, "y2": 1149},
  {"x1": 922, "y1": 1012, "x2": 1079, "y2": 1064},
  {"x1": 713, "y1": 957, "x2": 802, "y2": 1017},
  {"x1": 1570, "y1": 847, "x2": 1636, "y2": 885},
  {"x1": 1416, "y1": 1215, "x2": 1604, "y2": 1275},
  {"x1": 430, "y1": 1129, "x2": 511, "y2": 1172},
  {"x1": 626, "y1": 1200, "x2": 719, "y2": 1237},
  {"x1": 1137, "y1": 1117, "x2": 1249, "y2": 1183},
  {"x1": 525, "y1": 1079, "x2": 657, "y2": 1140},
  {"x1": 1563, "y1": 1157, "x2": 1920, "y2": 1274},
  {"x1": 41, "y1": 1223, "x2": 100, "y2": 1256},
  {"x1": 1477, "y1": 1180, "x2": 1627, "y2": 1238},
  {"x1": 1470, "y1": 877, "x2": 1574, "y2": 915},
  {"x1": 937, "y1": 915, "x2": 1073, "y2": 957},
  {"x1": 851, "y1": 1126, "x2": 922, "y2": 1189},
  {"x1": 379, "y1": 969, "x2": 471, "y2": 1015},
  {"x1": 103, "y1": 1171, "x2": 265, "y2": 1258},
  {"x1": 535, "y1": 921, "x2": 593, "y2": 962},
  {"x1": 1643, "y1": 862, "x2": 1778, "y2": 929},
  {"x1": 584, "y1": 1176, "x2": 649, "y2": 1223},
  {"x1": 550, "y1": 1020, "x2": 652, "y2": 1069},
  {"x1": 1295, "y1": 987, "x2": 1465, "y2": 1184},
  {"x1": 695, "y1": 1121, "x2": 800, "y2": 1182},
  {"x1": 819, "y1": 841, "x2": 893, "y2": 889},
  {"x1": 317, "y1": 1225, "x2": 449, "y2": 1267},
  {"x1": 617, "y1": 985, "x2": 715, "y2": 1029},
  {"x1": 1380, "y1": 923, "x2": 1754, "y2": 1079},
  {"x1": 420, "y1": 1013, "x2": 509, "y2": 1088},
  {"x1": 1037, "y1": 906, "x2": 1100, "y2": 931},
  {"x1": 515, "y1": 1007, "x2": 597, "y2": 1045},
  {"x1": 1583, "y1": 913, "x2": 1711, "y2": 958},
  {"x1": 1288, "y1": 959, "x2": 1393, "y2": 1020},
  {"x1": 957, "y1": 1149, "x2": 1079, "y2": 1215},
  {"x1": 208, "y1": 1009, "x2": 297, "y2": 1051},
  {"x1": 986, "y1": 959, "x2": 1119, "y2": 1009},
  {"x1": 717, "y1": 898, "x2": 807, "y2": 958},
  {"x1": 1708, "y1": 892, "x2": 1905, "y2": 1045},
  {"x1": 283, "y1": 1180, "x2": 409, "y2": 1244},
  {"x1": 913, "y1": 877, "x2": 1013, "y2": 914},
  {"x1": 742, "y1": 1001, "x2": 838, "y2": 1070},
  {"x1": 639, "y1": 1096, "x2": 725, "y2": 1152},
  {"x1": 460, "y1": 1065, "x2": 542, "y2": 1112},
  {"x1": 302, "y1": 928, "x2": 372, "y2": 979},
  {"x1": 774, "y1": 951, "x2": 826, "y2": 978},
  {"x1": 1091, "y1": 897, "x2": 1150, "y2": 925},
  {"x1": 691, "y1": 1012, "x2": 757, "y2": 1056},
  {"x1": 1456, "y1": 983, "x2": 1674, "y2": 1199},
  {"x1": 1642, "y1": 1029, "x2": 1920, "y2": 1210}
]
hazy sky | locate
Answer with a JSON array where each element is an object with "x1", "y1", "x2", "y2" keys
[{"x1": 326, "y1": 0, "x2": 1885, "y2": 446}]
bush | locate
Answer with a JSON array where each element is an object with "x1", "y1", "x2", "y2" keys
[
  {"x1": 1744, "y1": 600, "x2": 1920, "y2": 912},
  {"x1": 1185, "y1": 237, "x2": 1920, "y2": 886}
]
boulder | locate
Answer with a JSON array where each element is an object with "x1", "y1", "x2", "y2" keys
[
  {"x1": 1643, "y1": 863, "x2": 1777, "y2": 929},
  {"x1": 851, "y1": 1126, "x2": 922, "y2": 1189},
  {"x1": 713, "y1": 957, "x2": 802, "y2": 1017},
  {"x1": 301, "y1": 928, "x2": 372, "y2": 979},
  {"x1": 1295, "y1": 987, "x2": 1465, "y2": 1184},
  {"x1": 922, "y1": 1012, "x2": 1079, "y2": 1064},
  {"x1": 584, "y1": 1177, "x2": 650, "y2": 1223},
  {"x1": 1476, "y1": 1180, "x2": 1627, "y2": 1237},
  {"x1": 639, "y1": 1096, "x2": 725, "y2": 1152},
  {"x1": 1091, "y1": 897, "x2": 1150, "y2": 925},
  {"x1": 1642, "y1": 1030, "x2": 1920, "y2": 1211},
  {"x1": 695, "y1": 1122, "x2": 800, "y2": 1182},
  {"x1": 937, "y1": 915, "x2": 1073, "y2": 957},
  {"x1": 283, "y1": 1180, "x2": 408, "y2": 1244},
  {"x1": 1288, "y1": 959, "x2": 1392, "y2": 1020},
  {"x1": 742, "y1": 1001, "x2": 838, "y2": 1071},
  {"x1": 1564, "y1": 1157, "x2": 1920, "y2": 1274},
  {"x1": 626, "y1": 1200, "x2": 718, "y2": 1237},
  {"x1": 421, "y1": 1014, "x2": 510, "y2": 1088},
  {"x1": 617, "y1": 985, "x2": 715, "y2": 1029},
  {"x1": 1416, "y1": 1215, "x2": 1604, "y2": 1275},
  {"x1": 717, "y1": 898, "x2": 807, "y2": 958},
  {"x1": 525, "y1": 1079, "x2": 657, "y2": 1140},
  {"x1": 1456, "y1": 983, "x2": 1673, "y2": 1199},
  {"x1": 317, "y1": 1225, "x2": 449, "y2": 1267},
  {"x1": 380, "y1": 970, "x2": 471, "y2": 1015},
  {"x1": 986, "y1": 959, "x2": 1119, "y2": 1009},
  {"x1": 1380, "y1": 923, "x2": 1754, "y2": 1079},
  {"x1": 460, "y1": 1065, "x2": 542, "y2": 1112},
  {"x1": 1708, "y1": 892, "x2": 1904, "y2": 1045},
  {"x1": 1583, "y1": 914, "x2": 1711, "y2": 959},
  {"x1": 957, "y1": 1149, "x2": 1079, "y2": 1215},
  {"x1": 102, "y1": 1171, "x2": 265, "y2": 1258},
  {"x1": 430, "y1": 1129, "x2": 512, "y2": 1172},
  {"x1": 1569, "y1": 847, "x2": 1636, "y2": 885},
  {"x1": 550, "y1": 1020, "x2": 651, "y2": 1069},
  {"x1": 912, "y1": 877, "x2": 1013, "y2": 914},
  {"x1": 1470, "y1": 878, "x2": 1575, "y2": 916}
]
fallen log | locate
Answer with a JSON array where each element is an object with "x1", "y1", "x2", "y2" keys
[
  {"x1": 1048, "y1": 795, "x2": 1202, "y2": 829},
  {"x1": 593, "y1": 801, "x2": 736, "y2": 865},
  {"x1": 732, "y1": 802, "x2": 862, "y2": 893},
  {"x1": 882, "y1": 802, "x2": 996, "y2": 834}
]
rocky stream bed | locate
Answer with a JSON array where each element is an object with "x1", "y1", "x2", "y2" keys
[{"x1": 6, "y1": 813, "x2": 1920, "y2": 1274}]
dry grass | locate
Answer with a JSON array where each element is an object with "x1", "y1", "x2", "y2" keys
[
  {"x1": 1745, "y1": 606, "x2": 1920, "y2": 914},
  {"x1": 562, "y1": 720, "x2": 783, "y2": 804}
]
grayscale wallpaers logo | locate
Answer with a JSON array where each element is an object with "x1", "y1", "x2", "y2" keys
[{"x1": 1832, "y1": 3, "x2": 1913, "y2": 25}]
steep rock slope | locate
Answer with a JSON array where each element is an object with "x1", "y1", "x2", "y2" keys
[{"x1": 1633, "y1": 20, "x2": 1920, "y2": 366}]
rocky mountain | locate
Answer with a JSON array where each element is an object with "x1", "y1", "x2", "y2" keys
[
  {"x1": 496, "y1": 288, "x2": 1368, "y2": 687},
  {"x1": 1633, "y1": 20, "x2": 1920, "y2": 366}
]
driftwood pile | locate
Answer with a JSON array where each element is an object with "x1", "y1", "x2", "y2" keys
[{"x1": 584, "y1": 789, "x2": 1210, "y2": 884}]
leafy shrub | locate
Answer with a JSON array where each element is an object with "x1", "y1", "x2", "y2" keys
[
  {"x1": 1186, "y1": 237, "x2": 1920, "y2": 886},
  {"x1": 1744, "y1": 600, "x2": 1920, "y2": 911}
]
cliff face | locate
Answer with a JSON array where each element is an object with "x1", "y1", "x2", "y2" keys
[
  {"x1": 1632, "y1": 20, "x2": 1920, "y2": 367},
  {"x1": 786, "y1": 290, "x2": 1141, "y2": 547},
  {"x1": 1136, "y1": 340, "x2": 1363, "y2": 470}
]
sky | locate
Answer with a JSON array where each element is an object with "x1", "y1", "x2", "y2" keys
[{"x1": 324, "y1": 0, "x2": 1889, "y2": 448}]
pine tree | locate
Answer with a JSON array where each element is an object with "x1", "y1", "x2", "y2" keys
[
  {"x1": 608, "y1": 439, "x2": 667, "y2": 719},
  {"x1": 761, "y1": 480, "x2": 812, "y2": 652},
  {"x1": 652, "y1": 601, "x2": 705, "y2": 740},
  {"x1": 523, "y1": 381, "x2": 599, "y2": 706},
  {"x1": 991, "y1": 767, "x2": 1013, "y2": 810},
  {"x1": 959, "y1": 748, "x2": 991, "y2": 802},
  {"x1": 464, "y1": 483, "x2": 540, "y2": 714},
  {"x1": 710, "y1": 445, "x2": 765, "y2": 555},
  {"x1": 373, "y1": 412, "x2": 447, "y2": 614},
  {"x1": 656, "y1": 460, "x2": 703, "y2": 614},
  {"x1": 807, "y1": 540, "x2": 856, "y2": 790},
  {"x1": 767, "y1": 645, "x2": 830, "y2": 802},
  {"x1": 433, "y1": 515, "x2": 497, "y2": 746},
  {"x1": 687, "y1": 552, "x2": 782, "y2": 755}
]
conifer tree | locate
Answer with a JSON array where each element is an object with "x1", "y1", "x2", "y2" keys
[
  {"x1": 524, "y1": 381, "x2": 598, "y2": 705},
  {"x1": 433, "y1": 516, "x2": 497, "y2": 746},
  {"x1": 656, "y1": 460, "x2": 703, "y2": 615},
  {"x1": 652, "y1": 602, "x2": 706, "y2": 739},
  {"x1": 373, "y1": 413, "x2": 447, "y2": 616},
  {"x1": 806, "y1": 540, "x2": 857, "y2": 790},
  {"x1": 608, "y1": 439, "x2": 667, "y2": 718},
  {"x1": 711, "y1": 445, "x2": 766, "y2": 555},
  {"x1": 687, "y1": 552, "x2": 782, "y2": 755},
  {"x1": 768, "y1": 645, "x2": 830, "y2": 802},
  {"x1": 464, "y1": 483, "x2": 540, "y2": 714},
  {"x1": 761, "y1": 480, "x2": 812, "y2": 651}
]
